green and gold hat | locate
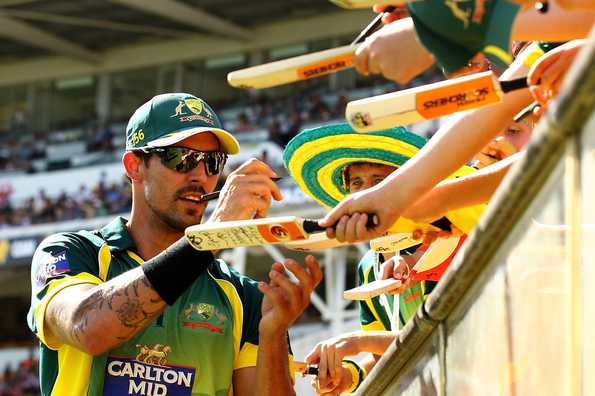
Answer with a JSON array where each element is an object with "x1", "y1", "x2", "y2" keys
[
  {"x1": 408, "y1": 0, "x2": 521, "y2": 73},
  {"x1": 283, "y1": 123, "x2": 485, "y2": 234},
  {"x1": 126, "y1": 93, "x2": 240, "y2": 154},
  {"x1": 283, "y1": 123, "x2": 427, "y2": 208}
]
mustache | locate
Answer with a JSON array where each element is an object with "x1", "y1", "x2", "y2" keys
[{"x1": 176, "y1": 185, "x2": 207, "y2": 198}]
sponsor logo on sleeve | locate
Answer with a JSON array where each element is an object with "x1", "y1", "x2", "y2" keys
[
  {"x1": 105, "y1": 344, "x2": 196, "y2": 396},
  {"x1": 35, "y1": 250, "x2": 71, "y2": 286}
]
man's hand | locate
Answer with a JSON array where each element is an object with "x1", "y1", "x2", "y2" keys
[
  {"x1": 354, "y1": 17, "x2": 435, "y2": 84},
  {"x1": 379, "y1": 254, "x2": 421, "y2": 294},
  {"x1": 209, "y1": 158, "x2": 282, "y2": 222},
  {"x1": 258, "y1": 255, "x2": 322, "y2": 337},
  {"x1": 310, "y1": 366, "x2": 352, "y2": 396},
  {"x1": 320, "y1": 183, "x2": 399, "y2": 243},
  {"x1": 527, "y1": 39, "x2": 586, "y2": 115},
  {"x1": 304, "y1": 333, "x2": 365, "y2": 395},
  {"x1": 304, "y1": 333, "x2": 362, "y2": 392}
]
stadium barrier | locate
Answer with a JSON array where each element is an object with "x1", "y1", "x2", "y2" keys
[{"x1": 356, "y1": 33, "x2": 595, "y2": 395}]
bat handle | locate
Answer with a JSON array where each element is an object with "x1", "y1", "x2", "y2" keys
[
  {"x1": 500, "y1": 77, "x2": 529, "y2": 93},
  {"x1": 430, "y1": 217, "x2": 452, "y2": 232},
  {"x1": 304, "y1": 365, "x2": 319, "y2": 376},
  {"x1": 302, "y1": 214, "x2": 379, "y2": 234}
]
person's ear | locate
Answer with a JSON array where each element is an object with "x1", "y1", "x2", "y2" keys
[{"x1": 123, "y1": 151, "x2": 144, "y2": 182}]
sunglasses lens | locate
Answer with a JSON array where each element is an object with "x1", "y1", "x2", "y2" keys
[
  {"x1": 155, "y1": 148, "x2": 226, "y2": 175},
  {"x1": 204, "y1": 152, "x2": 227, "y2": 176},
  {"x1": 204, "y1": 154, "x2": 217, "y2": 175}
]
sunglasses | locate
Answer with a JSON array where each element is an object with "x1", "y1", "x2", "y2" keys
[{"x1": 137, "y1": 147, "x2": 227, "y2": 176}]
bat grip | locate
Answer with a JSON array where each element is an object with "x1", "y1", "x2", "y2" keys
[
  {"x1": 430, "y1": 217, "x2": 452, "y2": 232},
  {"x1": 500, "y1": 77, "x2": 529, "y2": 93},
  {"x1": 302, "y1": 214, "x2": 379, "y2": 234},
  {"x1": 304, "y1": 365, "x2": 319, "y2": 376}
]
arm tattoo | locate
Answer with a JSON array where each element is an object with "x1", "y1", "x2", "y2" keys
[{"x1": 71, "y1": 271, "x2": 165, "y2": 347}]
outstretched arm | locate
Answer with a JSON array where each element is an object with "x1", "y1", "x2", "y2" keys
[
  {"x1": 321, "y1": 52, "x2": 533, "y2": 242},
  {"x1": 402, "y1": 152, "x2": 523, "y2": 224}
]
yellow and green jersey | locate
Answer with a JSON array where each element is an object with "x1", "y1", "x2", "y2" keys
[
  {"x1": 357, "y1": 250, "x2": 436, "y2": 331},
  {"x1": 28, "y1": 217, "x2": 286, "y2": 396}
]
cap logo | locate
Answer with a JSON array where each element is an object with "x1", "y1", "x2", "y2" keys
[
  {"x1": 444, "y1": 0, "x2": 471, "y2": 28},
  {"x1": 184, "y1": 98, "x2": 203, "y2": 115},
  {"x1": 171, "y1": 100, "x2": 187, "y2": 117},
  {"x1": 170, "y1": 98, "x2": 215, "y2": 125}
]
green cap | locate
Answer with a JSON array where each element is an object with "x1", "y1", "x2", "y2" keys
[
  {"x1": 125, "y1": 93, "x2": 240, "y2": 154},
  {"x1": 408, "y1": 0, "x2": 521, "y2": 73}
]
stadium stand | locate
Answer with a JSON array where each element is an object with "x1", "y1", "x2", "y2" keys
[{"x1": 0, "y1": 4, "x2": 406, "y2": 395}]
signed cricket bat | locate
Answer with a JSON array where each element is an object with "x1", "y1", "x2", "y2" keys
[
  {"x1": 371, "y1": 216, "x2": 453, "y2": 252},
  {"x1": 369, "y1": 233, "x2": 420, "y2": 253},
  {"x1": 343, "y1": 236, "x2": 466, "y2": 300},
  {"x1": 343, "y1": 278, "x2": 402, "y2": 300},
  {"x1": 185, "y1": 215, "x2": 446, "y2": 251},
  {"x1": 285, "y1": 232, "x2": 353, "y2": 252},
  {"x1": 186, "y1": 215, "x2": 378, "y2": 251},
  {"x1": 228, "y1": 46, "x2": 357, "y2": 89},
  {"x1": 227, "y1": 8, "x2": 393, "y2": 89},
  {"x1": 346, "y1": 71, "x2": 529, "y2": 132}
]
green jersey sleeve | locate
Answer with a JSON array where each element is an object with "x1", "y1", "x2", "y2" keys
[{"x1": 28, "y1": 232, "x2": 103, "y2": 350}]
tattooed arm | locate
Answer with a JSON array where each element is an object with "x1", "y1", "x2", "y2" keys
[{"x1": 45, "y1": 267, "x2": 165, "y2": 355}]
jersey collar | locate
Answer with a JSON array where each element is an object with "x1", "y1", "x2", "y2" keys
[{"x1": 99, "y1": 216, "x2": 136, "y2": 252}]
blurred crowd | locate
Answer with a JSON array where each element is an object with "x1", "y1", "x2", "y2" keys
[
  {"x1": 232, "y1": 92, "x2": 351, "y2": 147},
  {"x1": 0, "y1": 175, "x2": 131, "y2": 228},
  {"x1": 0, "y1": 357, "x2": 39, "y2": 396},
  {"x1": 0, "y1": 72, "x2": 444, "y2": 174},
  {"x1": 0, "y1": 73, "x2": 447, "y2": 230}
]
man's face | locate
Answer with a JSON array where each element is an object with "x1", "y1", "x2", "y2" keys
[
  {"x1": 141, "y1": 132, "x2": 221, "y2": 232},
  {"x1": 346, "y1": 163, "x2": 397, "y2": 194}
]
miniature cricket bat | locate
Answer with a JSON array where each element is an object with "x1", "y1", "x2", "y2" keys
[
  {"x1": 346, "y1": 72, "x2": 529, "y2": 132},
  {"x1": 409, "y1": 235, "x2": 466, "y2": 282},
  {"x1": 185, "y1": 215, "x2": 445, "y2": 251},
  {"x1": 343, "y1": 278, "x2": 402, "y2": 300},
  {"x1": 227, "y1": 8, "x2": 393, "y2": 89},
  {"x1": 228, "y1": 46, "x2": 356, "y2": 89},
  {"x1": 343, "y1": 236, "x2": 466, "y2": 300},
  {"x1": 373, "y1": 216, "x2": 453, "y2": 252},
  {"x1": 285, "y1": 232, "x2": 353, "y2": 252},
  {"x1": 285, "y1": 215, "x2": 452, "y2": 252},
  {"x1": 369, "y1": 233, "x2": 420, "y2": 253}
]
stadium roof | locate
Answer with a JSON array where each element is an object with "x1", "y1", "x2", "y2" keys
[
  {"x1": 0, "y1": 0, "x2": 372, "y2": 86},
  {"x1": 0, "y1": 0, "x2": 354, "y2": 63}
]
